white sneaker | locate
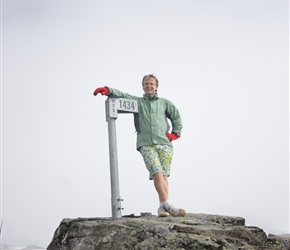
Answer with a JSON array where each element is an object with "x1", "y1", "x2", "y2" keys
[{"x1": 165, "y1": 205, "x2": 186, "y2": 217}]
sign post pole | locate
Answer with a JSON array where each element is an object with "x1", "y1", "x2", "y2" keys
[{"x1": 105, "y1": 97, "x2": 138, "y2": 220}]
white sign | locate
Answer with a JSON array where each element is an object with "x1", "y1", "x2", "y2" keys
[{"x1": 106, "y1": 98, "x2": 138, "y2": 119}]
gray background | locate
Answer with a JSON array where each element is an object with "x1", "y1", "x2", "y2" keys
[{"x1": 1, "y1": 0, "x2": 289, "y2": 247}]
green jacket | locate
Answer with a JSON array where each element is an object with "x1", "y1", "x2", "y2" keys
[{"x1": 106, "y1": 87, "x2": 183, "y2": 150}]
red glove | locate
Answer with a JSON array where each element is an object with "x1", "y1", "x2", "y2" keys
[
  {"x1": 166, "y1": 132, "x2": 179, "y2": 142},
  {"x1": 93, "y1": 87, "x2": 109, "y2": 96}
]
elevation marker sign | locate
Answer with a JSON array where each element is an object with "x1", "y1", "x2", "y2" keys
[{"x1": 105, "y1": 97, "x2": 138, "y2": 220}]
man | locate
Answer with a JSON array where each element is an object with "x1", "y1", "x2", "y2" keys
[{"x1": 93, "y1": 74, "x2": 186, "y2": 217}]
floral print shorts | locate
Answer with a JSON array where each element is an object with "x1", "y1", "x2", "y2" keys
[{"x1": 139, "y1": 145, "x2": 173, "y2": 180}]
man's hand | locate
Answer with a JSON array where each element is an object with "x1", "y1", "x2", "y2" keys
[
  {"x1": 93, "y1": 87, "x2": 109, "y2": 96},
  {"x1": 166, "y1": 132, "x2": 179, "y2": 142}
]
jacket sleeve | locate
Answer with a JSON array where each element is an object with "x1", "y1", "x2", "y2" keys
[
  {"x1": 106, "y1": 87, "x2": 139, "y2": 100},
  {"x1": 165, "y1": 99, "x2": 183, "y2": 137}
]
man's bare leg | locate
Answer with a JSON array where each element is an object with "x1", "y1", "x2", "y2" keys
[
  {"x1": 153, "y1": 172, "x2": 186, "y2": 217},
  {"x1": 153, "y1": 173, "x2": 170, "y2": 217},
  {"x1": 153, "y1": 172, "x2": 168, "y2": 202}
]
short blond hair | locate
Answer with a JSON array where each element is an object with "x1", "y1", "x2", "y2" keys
[{"x1": 142, "y1": 74, "x2": 159, "y2": 87}]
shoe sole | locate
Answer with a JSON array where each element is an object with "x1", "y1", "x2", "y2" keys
[{"x1": 158, "y1": 212, "x2": 169, "y2": 217}]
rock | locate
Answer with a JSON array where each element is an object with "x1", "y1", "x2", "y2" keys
[
  {"x1": 47, "y1": 213, "x2": 290, "y2": 250},
  {"x1": 267, "y1": 234, "x2": 290, "y2": 250}
]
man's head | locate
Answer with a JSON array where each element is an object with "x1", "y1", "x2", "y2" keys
[{"x1": 142, "y1": 74, "x2": 159, "y2": 96}]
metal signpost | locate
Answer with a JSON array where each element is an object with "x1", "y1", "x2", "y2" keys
[{"x1": 105, "y1": 97, "x2": 138, "y2": 220}]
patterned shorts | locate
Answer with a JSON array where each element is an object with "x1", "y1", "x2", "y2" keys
[{"x1": 139, "y1": 145, "x2": 173, "y2": 180}]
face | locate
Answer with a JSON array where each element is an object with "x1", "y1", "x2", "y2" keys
[{"x1": 142, "y1": 77, "x2": 158, "y2": 96}]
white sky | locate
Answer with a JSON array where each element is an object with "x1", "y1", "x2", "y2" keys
[{"x1": 1, "y1": 0, "x2": 289, "y2": 247}]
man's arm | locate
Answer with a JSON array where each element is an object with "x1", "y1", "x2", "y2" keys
[
  {"x1": 165, "y1": 99, "x2": 183, "y2": 138},
  {"x1": 93, "y1": 86, "x2": 139, "y2": 100}
]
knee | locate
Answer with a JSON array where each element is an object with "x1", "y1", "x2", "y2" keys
[{"x1": 153, "y1": 172, "x2": 164, "y2": 181}]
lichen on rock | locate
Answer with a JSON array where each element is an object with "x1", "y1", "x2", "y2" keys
[{"x1": 47, "y1": 213, "x2": 290, "y2": 250}]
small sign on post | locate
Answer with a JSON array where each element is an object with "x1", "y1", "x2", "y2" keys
[
  {"x1": 106, "y1": 98, "x2": 138, "y2": 119},
  {"x1": 105, "y1": 97, "x2": 138, "y2": 220}
]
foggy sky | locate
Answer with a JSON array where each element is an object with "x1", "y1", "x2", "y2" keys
[{"x1": 1, "y1": 0, "x2": 289, "y2": 247}]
